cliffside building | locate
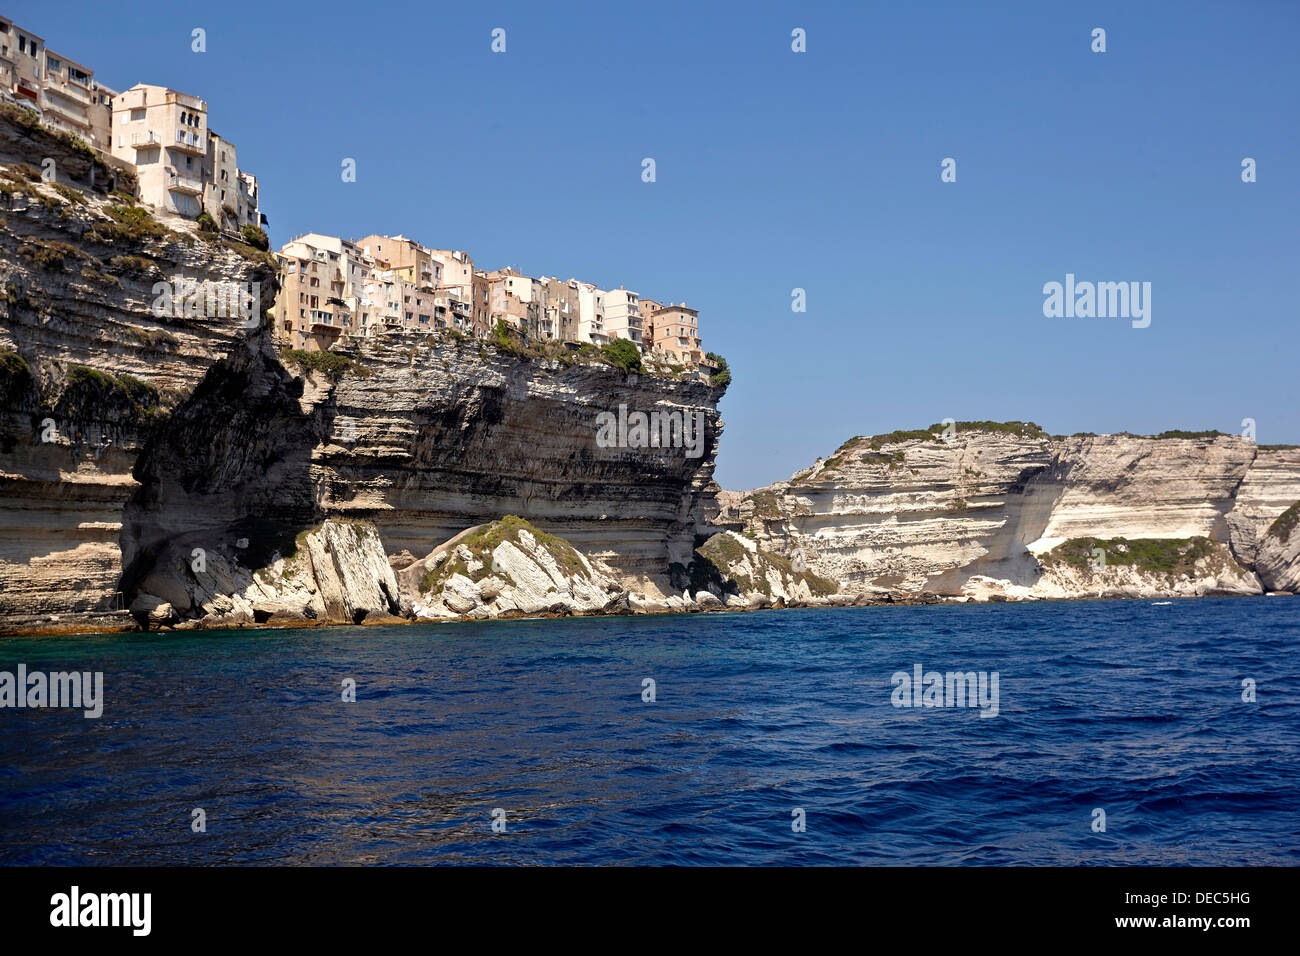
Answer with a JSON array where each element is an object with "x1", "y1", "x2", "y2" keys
[
  {"x1": 602, "y1": 287, "x2": 644, "y2": 349},
  {"x1": 0, "y1": 17, "x2": 117, "y2": 156},
  {"x1": 647, "y1": 302, "x2": 704, "y2": 366},
  {"x1": 275, "y1": 233, "x2": 376, "y2": 350},
  {"x1": 110, "y1": 83, "x2": 262, "y2": 231},
  {"x1": 571, "y1": 281, "x2": 608, "y2": 346}
]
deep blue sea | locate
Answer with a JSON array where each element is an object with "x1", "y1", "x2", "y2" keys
[{"x1": 1, "y1": 597, "x2": 1297, "y2": 865}]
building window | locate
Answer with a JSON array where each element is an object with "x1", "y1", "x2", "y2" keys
[{"x1": 130, "y1": 108, "x2": 145, "y2": 122}]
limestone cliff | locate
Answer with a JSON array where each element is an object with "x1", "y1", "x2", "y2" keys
[
  {"x1": 401, "y1": 516, "x2": 625, "y2": 620},
  {"x1": 132, "y1": 517, "x2": 403, "y2": 628},
  {"x1": 113, "y1": 330, "x2": 723, "y2": 628},
  {"x1": 720, "y1": 424, "x2": 1300, "y2": 600},
  {"x1": 0, "y1": 111, "x2": 725, "y2": 633},
  {"x1": 0, "y1": 114, "x2": 275, "y2": 629},
  {"x1": 1255, "y1": 504, "x2": 1300, "y2": 594}
]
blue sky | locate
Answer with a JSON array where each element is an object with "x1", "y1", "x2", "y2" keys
[{"x1": 22, "y1": 0, "x2": 1299, "y2": 489}]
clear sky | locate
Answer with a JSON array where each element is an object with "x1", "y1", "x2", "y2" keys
[{"x1": 20, "y1": 0, "x2": 1299, "y2": 489}]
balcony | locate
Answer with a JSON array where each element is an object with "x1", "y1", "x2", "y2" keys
[
  {"x1": 39, "y1": 92, "x2": 89, "y2": 127},
  {"x1": 44, "y1": 79, "x2": 92, "y2": 105},
  {"x1": 309, "y1": 310, "x2": 337, "y2": 329},
  {"x1": 164, "y1": 90, "x2": 206, "y2": 111},
  {"x1": 167, "y1": 174, "x2": 203, "y2": 195},
  {"x1": 130, "y1": 130, "x2": 161, "y2": 149},
  {"x1": 172, "y1": 129, "x2": 206, "y2": 155}
]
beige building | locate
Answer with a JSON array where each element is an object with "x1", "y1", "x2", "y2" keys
[
  {"x1": 357, "y1": 235, "x2": 442, "y2": 290},
  {"x1": 542, "y1": 277, "x2": 581, "y2": 343},
  {"x1": 472, "y1": 271, "x2": 491, "y2": 337},
  {"x1": 427, "y1": 248, "x2": 484, "y2": 336},
  {"x1": 205, "y1": 131, "x2": 261, "y2": 233},
  {"x1": 486, "y1": 268, "x2": 542, "y2": 337},
  {"x1": 110, "y1": 83, "x2": 261, "y2": 230},
  {"x1": 648, "y1": 302, "x2": 704, "y2": 365},
  {"x1": 274, "y1": 234, "x2": 375, "y2": 351},
  {"x1": 638, "y1": 298, "x2": 663, "y2": 347},
  {"x1": 601, "y1": 287, "x2": 644, "y2": 349},
  {"x1": 0, "y1": 17, "x2": 117, "y2": 155}
]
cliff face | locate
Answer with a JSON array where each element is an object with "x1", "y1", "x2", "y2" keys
[
  {"x1": 0, "y1": 116, "x2": 275, "y2": 625},
  {"x1": 1255, "y1": 504, "x2": 1300, "y2": 593},
  {"x1": 117, "y1": 331, "x2": 723, "y2": 622},
  {"x1": 720, "y1": 426, "x2": 1300, "y2": 600},
  {"x1": 0, "y1": 113, "x2": 725, "y2": 632}
]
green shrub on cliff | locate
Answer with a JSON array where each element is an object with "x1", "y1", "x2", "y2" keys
[
  {"x1": 109, "y1": 255, "x2": 160, "y2": 275},
  {"x1": 1, "y1": 162, "x2": 42, "y2": 183},
  {"x1": 51, "y1": 183, "x2": 86, "y2": 205},
  {"x1": 419, "y1": 515, "x2": 587, "y2": 594},
  {"x1": 694, "y1": 533, "x2": 838, "y2": 598},
  {"x1": 749, "y1": 489, "x2": 783, "y2": 518},
  {"x1": 600, "y1": 338, "x2": 642, "y2": 374},
  {"x1": 196, "y1": 212, "x2": 218, "y2": 233},
  {"x1": 705, "y1": 351, "x2": 730, "y2": 389},
  {"x1": 61, "y1": 364, "x2": 161, "y2": 423},
  {"x1": 1041, "y1": 536, "x2": 1218, "y2": 575},
  {"x1": 90, "y1": 204, "x2": 177, "y2": 244},
  {"x1": 19, "y1": 242, "x2": 67, "y2": 270},
  {"x1": 1267, "y1": 503, "x2": 1300, "y2": 544},
  {"x1": 281, "y1": 349, "x2": 372, "y2": 382},
  {"x1": 240, "y1": 225, "x2": 270, "y2": 251},
  {"x1": 221, "y1": 238, "x2": 277, "y2": 269},
  {"x1": 1153, "y1": 429, "x2": 1228, "y2": 440},
  {"x1": 491, "y1": 319, "x2": 533, "y2": 358},
  {"x1": 0, "y1": 349, "x2": 35, "y2": 406}
]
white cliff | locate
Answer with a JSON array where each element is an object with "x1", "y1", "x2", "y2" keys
[{"x1": 720, "y1": 424, "x2": 1300, "y2": 601}]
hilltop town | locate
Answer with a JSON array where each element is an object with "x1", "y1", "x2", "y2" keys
[
  {"x1": 273, "y1": 232, "x2": 709, "y2": 370},
  {"x1": 1, "y1": 15, "x2": 712, "y2": 372}
]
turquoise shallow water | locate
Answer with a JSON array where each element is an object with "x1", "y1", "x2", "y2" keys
[{"x1": 1, "y1": 597, "x2": 1297, "y2": 865}]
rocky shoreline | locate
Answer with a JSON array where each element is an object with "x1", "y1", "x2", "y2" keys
[{"x1": 4, "y1": 585, "x2": 1292, "y2": 638}]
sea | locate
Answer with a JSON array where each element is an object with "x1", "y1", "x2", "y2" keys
[{"x1": 1, "y1": 597, "x2": 1296, "y2": 865}]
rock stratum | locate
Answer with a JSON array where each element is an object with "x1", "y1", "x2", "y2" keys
[{"x1": 717, "y1": 423, "x2": 1300, "y2": 602}]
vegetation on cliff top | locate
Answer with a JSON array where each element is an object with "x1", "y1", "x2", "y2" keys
[
  {"x1": 240, "y1": 225, "x2": 270, "y2": 251},
  {"x1": 705, "y1": 352, "x2": 730, "y2": 389},
  {"x1": 828, "y1": 421, "x2": 1048, "y2": 457},
  {"x1": 1152, "y1": 429, "x2": 1229, "y2": 440},
  {"x1": 600, "y1": 337, "x2": 643, "y2": 374}
]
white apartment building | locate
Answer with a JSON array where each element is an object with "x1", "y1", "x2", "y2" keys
[
  {"x1": 601, "y1": 287, "x2": 643, "y2": 348},
  {"x1": 572, "y1": 280, "x2": 608, "y2": 345},
  {"x1": 110, "y1": 83, "x2": 261, "y2": 230}
]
